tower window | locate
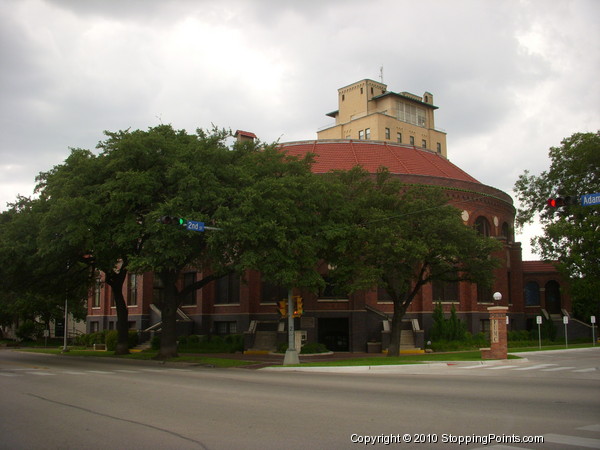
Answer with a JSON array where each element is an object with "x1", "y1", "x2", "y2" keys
[
  {"x1": 410, "y1": 136, "x2": 415, "y2": 145},
  {"x1": 365, "y1": 128, "x2": 371, "y2": 140},
  {"x1": 359, "y1": 130, "x2": 364, "y2": 140},
  {"x1": 385, "y1": 128, "x2": 390, "y2": 139},
  {"x1": 422, "y1": 140, "x2": 427, "y2": 148},
  {"x1": 437, "y1": 143, "x2": 441, "y2": 153},
  {"x1": 397, "y1": 132, "x2": 402, "y2": 143}
]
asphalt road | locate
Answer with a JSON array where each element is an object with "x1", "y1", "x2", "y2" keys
[{"x1": 1, "y1": 348, "x2": 599, "y2": 450}]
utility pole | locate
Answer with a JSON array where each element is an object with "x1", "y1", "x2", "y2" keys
[{"x1": 283, "y1": 289, "x2": 299, "y2": 365}]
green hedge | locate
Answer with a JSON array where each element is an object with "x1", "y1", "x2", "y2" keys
[
  {"x1": 152, "y1": 334, "x2": 244, "y2": 353},
  {"x1": 104, "y1": 330, "x2": 139, "y2": 351},
  {"x1": 277, "y1": 342, "x2": 330, "y2": 354},
  {"x1": 74, "y1": 330, "x2": 138, "y2": 350}
]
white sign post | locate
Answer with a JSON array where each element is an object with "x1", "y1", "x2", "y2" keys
[
  {"x1": 592, "y1": 316, "x2": 597, "y2": 346},
  {"x1": 536, "y1": 316, "x2": 542, "y2": 350},
  {"x1": 563, "y1": 315, "x2": 569, "y2": 348}
]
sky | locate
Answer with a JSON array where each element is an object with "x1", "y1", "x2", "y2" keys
[{"x1": 1, "y1": 0, "x2": 599, "y2": 259}]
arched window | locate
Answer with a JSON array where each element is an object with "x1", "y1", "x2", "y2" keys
[
  {"x1": 524, "y1": 281, "x2": 540, "y2": 306},
  {"x1": 475, "y1": 216, "x2": 491, "y2": 237},
  {"x1": 501, "y1": 222, "x2": 510, "y2": 240},
  {"x1": 545, "y1": 280, "x2": 561, "y2": 314}
]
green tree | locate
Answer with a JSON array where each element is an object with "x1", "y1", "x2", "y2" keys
[
  {"x1": 212, "y1": 147, "x2": 331, "y2": 294},
  {"x1": 514, "y1": 131, "x2": 600, "y2": 320},
  {"x1": 0, "y1": 197, "x2": 89, "y2": 335},
  {"x1": 35, "y1": 125, "x2": 243, "y2": 356},
  {"x1": 325, "y1": 168, "x2": 501, "y2": 356},
  {"x1": 35, "y1": 146, "x2": 135, "y2": 354}
]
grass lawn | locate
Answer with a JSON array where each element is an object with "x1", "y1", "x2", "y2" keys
[
  {"x1": 13, "y1": 342, "x2": 597, "y2": 369},
  {"x1": 18, "y1": 347, "x2": 257, "y2": 368}
]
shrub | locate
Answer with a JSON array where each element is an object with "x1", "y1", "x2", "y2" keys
[
  {"x1": 508, "y1": 330, "x2": 530, "y2": 342},
  {"x1": 151, "y1": 334, "x2": 160, "y2": 350},
  {"x1": 16, "y1": 320, "x2": 42, "y2": 341},
  {"x1": 176, "y1": 334, "x2": 244, "y2": 353},
  {"x1": 105, "y1": 331, "x2": 118, "y2": 351},
  {"x1": 430, "y1": 303, "x2": 467, "y2": 342},
  {"x1": 104, "y1": 330, "x2": 139, "y2": 351},
  {"x1": 187, "y1": 334, "x2": 200, "y2": 344},
  {"x1": 276, "y1": 342, "x2": 330, "y2": 354},
  {"x1": 300, "y1": 342, "x2": 329, "y2": 354}
]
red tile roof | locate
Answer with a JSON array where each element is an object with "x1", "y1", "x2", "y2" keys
[{"x1": 281, "y1": 140, "x2": 480, "y2": 184}]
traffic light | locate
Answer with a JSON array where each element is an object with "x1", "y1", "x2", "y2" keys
[
  {"x1": 547, "y1": 196, "x2": 579, "y2": 208},
  {"x1": 157, "y1": 216, "x2": 187, "y2": 226},
  {"x1": 278, "y1": 299, "x2": 287, "y2": 317},
  {"x1": 293, "y1": 296, "x2": 303, "y2": 318}
]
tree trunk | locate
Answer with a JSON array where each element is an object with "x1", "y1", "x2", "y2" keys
[
  {"x1": 106, "y1": 269, "x2": 129, "y2": 355},
  {"x1": 387, "y1": 302, "x2": 406, "y2": 357}
]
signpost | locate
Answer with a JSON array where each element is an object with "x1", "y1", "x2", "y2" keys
[
  {"x1": 536, "y1": 316, "x2": 542, "y2": 350},
  {"x1": 592, "y1": 316, "x2": 597, "y2": 346},
  {"x1": 563, "y1": 315, "x2": 569, "y2": 348}
]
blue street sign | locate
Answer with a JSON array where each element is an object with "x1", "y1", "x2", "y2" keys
[
  {"x1": 186, "y1": 220, "x2": 205, "y2": 232},
  {"x1": 581, "y1": 193, "x2": 600, "y2": 206}
]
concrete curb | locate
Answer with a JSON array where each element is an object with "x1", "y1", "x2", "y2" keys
[{"x1": 259, "y1": 358, "x2": 530, "y2": 373}]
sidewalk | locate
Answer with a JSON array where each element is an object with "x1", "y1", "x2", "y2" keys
[{"x1": 191, "y1": 351, "x2": 525, "y2": 371}]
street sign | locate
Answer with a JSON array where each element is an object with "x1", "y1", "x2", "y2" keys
[
  {"x1": 186, "y1": 220, "x2": 205, "y2": 232},
  {"x1": 563, "y1": 316, "x2": 569, "y2": 324},
  {"x1": 536, "y1": 316, "x2": 542, "y2": 325},
  {"x1": 581, "y1": 193, "x2": 600, "y2": 206}
]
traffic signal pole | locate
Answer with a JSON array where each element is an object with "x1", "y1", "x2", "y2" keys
[{"x1": 283, "y1": 289, "x2": 299, "y2": 365}]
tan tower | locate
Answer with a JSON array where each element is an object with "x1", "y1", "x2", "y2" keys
[{"x1": 317, "y1": 79, "x2": 447, "y2": 157}]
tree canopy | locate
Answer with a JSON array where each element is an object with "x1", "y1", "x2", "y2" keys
[
  {"x1": 514, "y1": 131, "x2": 600, "y2": 319},
  {"x1": 321, "y1": 168, "x2": 501, "y2": 356},
  {"x1": 0, "y1": 196, "x2": 88, "y2": 336},
  {"x1": 1, "y1": 123, "x2": 505, "y2": 358}
]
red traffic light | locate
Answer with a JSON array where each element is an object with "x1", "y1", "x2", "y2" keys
[{"x1": 547, "y1": 196, "x2": 579, "y2": 208}]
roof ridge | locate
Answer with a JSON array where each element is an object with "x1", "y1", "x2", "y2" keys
[
  {"x1": 383, "y1": 141, "x2": 411, "y2": 173},
  {"x1": 349, "y1": 140, "x2": 360, "y2": 167}
]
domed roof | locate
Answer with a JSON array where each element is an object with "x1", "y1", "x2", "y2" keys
[{"x1": 281, "y1": 140, "x2": 480, "y2": 184}]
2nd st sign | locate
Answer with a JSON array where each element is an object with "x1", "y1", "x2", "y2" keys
[{"x1": 186, "y1": 220, "x2": 205, "y2": 232}]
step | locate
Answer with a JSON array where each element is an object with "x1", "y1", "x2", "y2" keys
[{"x1": 252, "y1": 331, "x2": 277, "y2": 351}]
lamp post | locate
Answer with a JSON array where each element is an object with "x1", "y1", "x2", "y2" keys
[
  {"x1": 493, "y1": 291, "x2": 502, "y2": 304},
  {"x1": 481, "y1": 292, "x2": 508, "y2": 360}
]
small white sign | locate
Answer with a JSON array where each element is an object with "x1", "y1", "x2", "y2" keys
[
  {"x1": 592, "y1": 316, "x2": 596, "y2": 324},
  {"x1": 536, "y1": 316, "x2": 542, "y2": 325},
  {"x1": 563, "y1": 316, "x2": 569, "y2": 325}
]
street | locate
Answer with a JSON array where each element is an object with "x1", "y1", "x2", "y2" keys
[{"x1": 0, "y1": 348, "x2": 599, "y2": 449}]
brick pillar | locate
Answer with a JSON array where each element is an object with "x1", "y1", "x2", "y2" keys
[{"x1": 481, "y1": 306, "x2": 508, "y2": 360}]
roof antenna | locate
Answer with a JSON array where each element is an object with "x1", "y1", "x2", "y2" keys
[{"x1": 379, "y1": 66, "x2": 384, "y2": 83}]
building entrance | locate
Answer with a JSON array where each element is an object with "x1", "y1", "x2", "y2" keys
[{"x1": 318, "y1": 318, "x2": 349, "y2": 351}]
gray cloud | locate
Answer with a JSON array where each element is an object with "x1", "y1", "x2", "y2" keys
[{"x1": 1, "y1": 0, "x2": 598, "y2": 258}]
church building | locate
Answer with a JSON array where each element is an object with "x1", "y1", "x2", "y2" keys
[{"x1": 87, "y1": 79, "x2": 579, "y2": 352}]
